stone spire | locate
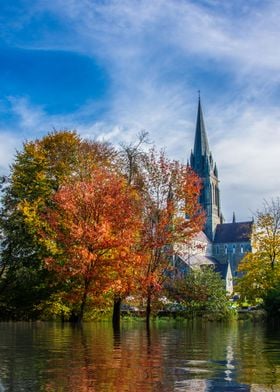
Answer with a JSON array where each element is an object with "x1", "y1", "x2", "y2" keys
[
  {"x1": 190, "y1": 96, "x2": 211, "y2": 177},
  {"x1": 193, "y1": 96, "x2": 210, "y2": 159},
  {"x1": 232, "y1": 212, "x2": 236, "y2": 223},
  {"x1": 190, "y1": 96, "x2": 222, "y2": 241}
]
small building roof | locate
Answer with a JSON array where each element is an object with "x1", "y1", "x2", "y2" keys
[
  {"x1": 176, "y1": 254, "x2": 231, "y2": 280},
  {"x1": 214, "y1": 221, "x2": 253, "y2": 244},
  {"x1": 185, "y1": 254, "x2": 217, "y2": 268},
  {"x1": 193, "y1": 230, "x2": 212, "y2": 244}
]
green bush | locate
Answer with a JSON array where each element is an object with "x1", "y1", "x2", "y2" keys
[
  {"x1": 263, "y1": 283, "x2": 280, "y2": 317},
  {"x1": 166, "y1": 268, "x2": 234, "y2": 320}
]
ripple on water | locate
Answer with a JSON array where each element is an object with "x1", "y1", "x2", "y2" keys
[{"x1": 0, "y1": 320, "x2": 279, "y2": 391}]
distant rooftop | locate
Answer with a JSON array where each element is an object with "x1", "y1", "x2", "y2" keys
[{"x1": 214, "y1": 221, "x2": 253, "y2": 243}]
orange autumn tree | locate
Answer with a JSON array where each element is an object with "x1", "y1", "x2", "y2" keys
[
  {"x1": 42, "y1": 167, "x2": 142, "y2": 322},
  {"x1": 139, "y1": 150, "x2": 205, "y2": 324}
]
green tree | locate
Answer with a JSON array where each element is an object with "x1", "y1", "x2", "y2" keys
[
  {"x1": 237, "y1": 199, "x2": 280, "y2": 305},
  {"x1": 0, "y1": 131, "x2": 116, "y2": 319},
  {"x1": 263, "y1": 282, "x2": 280, "y2": 316},
  {"x1": 167, "y1": 268, "x2": 231, "y2": 318}
]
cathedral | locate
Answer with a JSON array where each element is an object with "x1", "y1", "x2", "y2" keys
[{"x1": 175, "y1": 98, "x2": 253, "y2": 294}]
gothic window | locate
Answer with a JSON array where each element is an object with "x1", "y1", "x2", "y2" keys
[
  {"x1": 232, "y1": 245, "x2": 236, "y2": 254},
  {"x1": 240, "y1": 245, "x2": 244, "y2": 253},
  {"x1": 214, "y1": 186, "x2": 216, "y2": 205},
  {"x1": 207, "y1": 184, "x2": 211, "y2": 202},
  {"x1": 224, "y1": 245, "x2": 228, "y2": 254},
  {"x1": 200, "y1": 186, "x2": 206, "y2": 205},
  {"x1": 215, "y1": 186, "x2": 218, "y2": 207}
]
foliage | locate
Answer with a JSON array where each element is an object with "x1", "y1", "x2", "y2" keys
[
  {"x1": 0, "y1": 131, "x2": 80, "y2": 319},
  {"x1": 236, "y1": 253, "x2": 278, "y2": 303},
  {"x1": 166, "y1": 268, "x2": 231, "y2": 318},
  {"x1": 0, "y1": 130, "x2": 204, "y2": 323},
  {"x1": 237, "y1": 199, "x2": 280, "y2": 304},
  {"x1": 137, "y1": 149, "x2": 204, "y2": 321},
  {"x1": 0, "y1": 130, "x2": 116, "y2": 319},
  {"x1": 263, "y1": 282, "x2": 280, "y2": 317},
  {"x1": 35, "y1": 293, "x2": 72, "y2": 321},
  {"x1": 41, "y1": 167, "x2": 142, "y2": 321},
  {"x1": 252, "y1": 199, "x2": 280, "y2": 270},
  {"x1": 111, "y1": 131, "x2": 150, "y2": 326}
]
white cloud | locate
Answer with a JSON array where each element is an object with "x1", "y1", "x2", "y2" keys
[
  {"x1": 8, "y1": 97, "x2": 46, "y2": 131},
  {"x1": 1, "y1": 0, "x2": 280, "y2": 221},
  {"x1": 209, "y1": 102, "x2": 280, "y2": 221},
  {"x1": 0, "y1": 132, "x2": 20, "y2": 172},
  {"x1": 32, "y1": 0, "x2": 280, "y2": 76}
]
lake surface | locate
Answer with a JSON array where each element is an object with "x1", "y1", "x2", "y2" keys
[{"x1": 0, "y1": 319, "x2": 279, "y2": 391}]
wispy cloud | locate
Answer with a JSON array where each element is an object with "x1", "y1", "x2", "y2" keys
[
  {"x1": 0, "y1": 132, "x2": 19, "y2": 173},
  {"x1": 212, "y1": 103, "x2": 280, "y2": 220}
]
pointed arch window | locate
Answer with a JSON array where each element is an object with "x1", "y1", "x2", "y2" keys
[{"x1": 212, "y1": 184, "x2": 215, "y2": 204}]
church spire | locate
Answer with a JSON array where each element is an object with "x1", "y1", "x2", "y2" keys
[
  {"x1": 190, "y1": 96, "x2": 222, "y2": 241},
  {"x1": 193, "y1": 96, "x2": 210, "y2": 159}
]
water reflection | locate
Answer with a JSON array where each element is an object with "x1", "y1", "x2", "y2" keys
[{"x1": 0, "y1": 320, "x2": 279, "y2": 391}]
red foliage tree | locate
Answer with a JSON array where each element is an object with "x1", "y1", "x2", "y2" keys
[
  {"x1": 42, "y1": 167, "x2": 142, "y2": 321},
  {"x1": 139, "y1": 150, "x2": 205, "y2": 324}
]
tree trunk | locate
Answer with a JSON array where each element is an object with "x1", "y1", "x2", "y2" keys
[
  {"x1": 79, "y1": 297, "x2": 86, "y2": 323},
  {"x1": 75, "y1": 280, "x2": 89, "y2": 323},
  {"x1": 112, "y1": 296, "x2": 122, "y2": 330},
  {"x1": 69, "y1": 311, "x2": 80, "y2": 323},
  {"x1": 146, "y1": 291, "x2": 151, "y2": 328}
]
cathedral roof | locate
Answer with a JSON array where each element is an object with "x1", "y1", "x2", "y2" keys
[{"x1": 214, "y1": 221, "x2": 253, "y2": 243}]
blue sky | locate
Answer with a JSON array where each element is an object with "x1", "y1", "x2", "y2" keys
[{"x1": 0, "y1": 0, "x2": 280, "y2": 221}]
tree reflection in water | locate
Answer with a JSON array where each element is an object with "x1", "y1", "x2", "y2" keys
[{"x1": 0, "y1": 320, "x2": 279, "y2": 391}]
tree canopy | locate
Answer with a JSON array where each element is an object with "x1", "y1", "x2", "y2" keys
[
  {"x1": 0, "y1": 130, "x2": 206, "y2": 322},
  {"x1": 237, "y1": 199, "x2": 280, "y2": 307},
  {"x1": 42, "y1": 167, "x2": 142, "y2": 321},
  {"x1": 0, "y1": 131, "x2": 118, "y2": 319},
  {"x1": 136, "y1": 149, "x2": 204, "y2": 323}
]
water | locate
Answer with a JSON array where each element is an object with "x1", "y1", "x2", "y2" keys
[{"x1": 0, "y1": 319, "x2": 279, "y2": 391}]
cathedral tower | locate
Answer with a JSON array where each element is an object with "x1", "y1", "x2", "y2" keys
[{"x1": 190, "y1": 97, "x2": 222, "y2": 240}]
